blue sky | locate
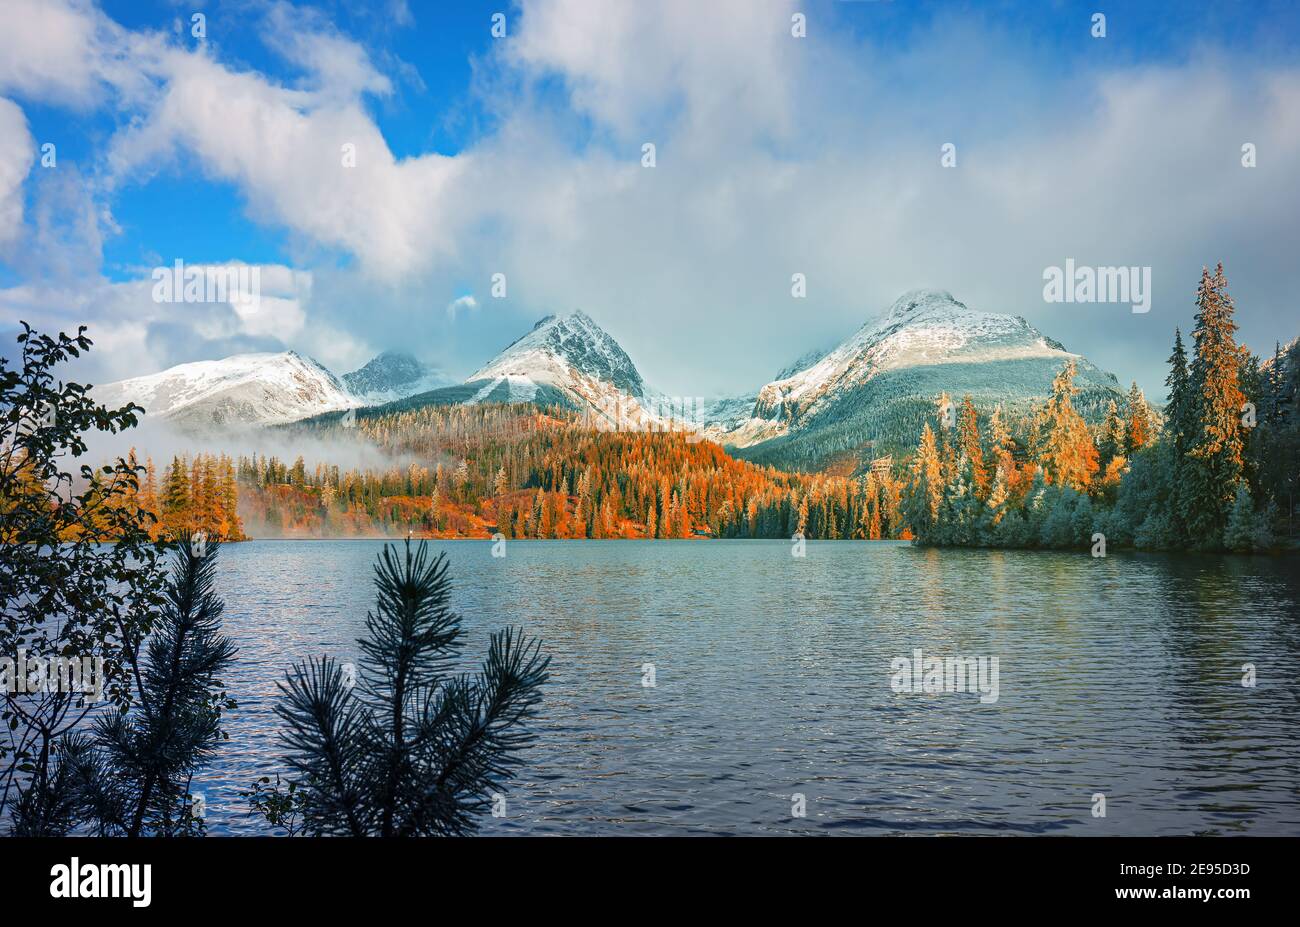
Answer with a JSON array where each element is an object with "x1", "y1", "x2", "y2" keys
[{"x1": 1, "y1": 0, "x2": 1298, "y2": 399}]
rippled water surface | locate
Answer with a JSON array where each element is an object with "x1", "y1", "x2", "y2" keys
[{"x1": 198, "y1": 540, "x2": 1300, "y2": 835}]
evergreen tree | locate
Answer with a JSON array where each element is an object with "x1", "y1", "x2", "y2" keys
[
  {"x1": 1032, "y1": 360, "x2": 1098, "y2": 492},
  {"x1": 77, "y1": 535, "x2": 236, "y2": 836},
  {"x1": 161, "y1": 455, "x2": 190, "y2": 537},
  {"x1": 268, "y1": 542, "x2": 549, "y2": 836},
  {"x1": 1124, "y1": 381, "x2": 1152, "y2": 454},
  {"x1": 1100, "y1": 399, "x2": 1125, "y2": 466},
  {"x1": 957, "y1": 396, "x2": 988, "y2": 498},
  {"x1": 1223, "y1": 484, "x2": 1274, "y2": 552},
  {"x1": 1185, "y1": 265, "x2": 1248, "y2": 546},
  {"x1": 1165, "y1": 328, "x2": 1192, "y2": 455},
  {"x1": 904, "y1": 422, "x2": 943, "y2": 542}
]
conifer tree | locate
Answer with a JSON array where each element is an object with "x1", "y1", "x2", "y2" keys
[
  {"x1": 1100, "y1": 399, "x2": 1126, "y2": 466},
  {"x1": 1185, "y1": 265, "x2": 1248, "y2": 545},
  {"x1": 904, "y1": 422, "x2": 943, "y2": 541},
  {"x1": 76, "y1": 535, "x2": 236, "y2": 836},
  {"x1": 1165, "y1": 328, "x2": 1192, "y2": 456},
  {"x1": 1032, "y1": 360, "x2": 1099, "y2": 492},
  {"x1": 161, "y1": 456, "x2": 190, "y2": 537},
  {"x1": 957, "y1": 396, "x2": 988, "y2": 498},
  {"x1": 268, "y1": 542, "x2": 549, "y2": 836},
  {"x1": 1124, "y1": 382, "x2": 1152, "y2": 453}
]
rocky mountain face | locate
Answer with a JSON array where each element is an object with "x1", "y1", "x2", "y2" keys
[{"x1": 341, "y1": 351, "x2": 453, "y2": 404}]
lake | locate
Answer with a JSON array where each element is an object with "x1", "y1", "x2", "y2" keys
[{"x1": 197, "y1": 539, "x2": 1300, "y2": 835}]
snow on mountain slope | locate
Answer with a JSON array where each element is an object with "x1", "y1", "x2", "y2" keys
[
  {"x1": 342, "y1": 351, "x2": 454, "y2": 403},
  {"x1": 469, "y1": 311, "x2": 646, "y2": 396},
  {"x1": 464, "y1": 311, "x2": 688, "y2": 431},
  {"x1": 713, "y1": 288, "x2": 1122, "y2": 458},
  {"x1": 699, "y1": 347, "x2": 835, "y2": 446},
  {"x1": 94, "y1": 351, "x2": 358, "y2": 428}
]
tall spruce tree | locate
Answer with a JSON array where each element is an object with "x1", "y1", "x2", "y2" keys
[
  {"x1": 1165, "y1": 328, "x2": 1192, "y2": 454},
  {"x1": 956, "y1": 396, "x2": 988, "y2": 499},
  {"x1": 1185, "y1": 265, "x2": 1247, "y2": 546}
]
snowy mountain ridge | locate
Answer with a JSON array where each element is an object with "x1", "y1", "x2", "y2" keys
[
  {"x1": 93, "y1": 351, "x2": 358, "y2": 429},
  {"x1": 468, "y1": 310, "x2": 645, "y2": 397},
  {"x1": 714, "y1": 288, "x2": 1123, "y2": 465},
  {"x1": 95, "y1": 291, "x2": 1125, "y2": 468}
]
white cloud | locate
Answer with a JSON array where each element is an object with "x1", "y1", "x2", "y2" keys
[
  {"x1": 0, "y1": 0, "x2": 154, "y2": 107},
  {"x1": 446, "y1": 294, "x2": 477, "y2": 320},
  {"x1": 262, "y1": 0, "x2": 394, "y2": 101},
  {"x1": 0, "y1": 97, "x2": 34, "y2": 245},
  {"x1": 0, "y1": 261, "x2": 333, "y2": 383},
  {"x1": 105, "y1": 48, "x2": 464, "y2": 279}
]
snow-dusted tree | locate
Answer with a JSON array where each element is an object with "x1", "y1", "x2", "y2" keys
[
  {"x1": 1032, "y1": 360, "x2": 1099, "y2": 492},
  {"x1": 1124, "y1": 381, "x2": 1153, "y2": 453},
  {"x1": 1185, "y1": 265, "x2": 1248, "y2": 546}
]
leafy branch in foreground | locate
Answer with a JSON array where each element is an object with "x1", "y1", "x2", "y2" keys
[
  {"x1": 10, "y1": 536, "x2": 238, "y2": 836},
  {"x1": 263, "y1": 540, "x2": 549, "y2": 836},
  {"x1": 2, "y1": 322, "x2": 167, "y2": 828}
]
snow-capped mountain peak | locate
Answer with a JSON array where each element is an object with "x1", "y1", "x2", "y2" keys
[
  {"x1": 457, "y1": 311, "x2": 696, "y2": 431},
  {"x1": 706, "y1": 288, "x2": 1121, "y2": 459},
  {"x1": 94, "y1": 351, "x2": 358, "y2": 429},
  {"x1": 469, "y1": 311, "x2": 646, "y2": 398}
]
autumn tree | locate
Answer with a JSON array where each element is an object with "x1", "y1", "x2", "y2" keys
[
  {"x1": 904, "y1": 422, "x2": 943, "y2": 541},
  {"x1": 1031, "y1": 360, "x2": 1099, "y2": 492},
  {"x1": 1124, "y1": 382, "x2": 1152, "y2": 454},
  {"x1": 956, "y1": 396, "x2": 988, "y2": 498},
  {"x1": 1184, "y1": 265, "x2": 1248, "y2": 545}
]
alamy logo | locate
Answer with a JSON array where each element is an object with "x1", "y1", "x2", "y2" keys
[
  {"x1": 2, "y1": 651, "x2": 104, "y2": 701},
  {"x1": 1043, "y1": 259, "x2": 1151, "y2": 314},
  {"x1": 50, "y1": 858, "x2": 151, "y2": 908},
  {"x1": 151, "y1": 260, "x2": 261, "y2": 308},
  {"x1": 889, "y1": 648, "x2": 1000, "y2": 703},
  {"x1": 581, "y1": 395, "x2": 707, "y2": 443}
]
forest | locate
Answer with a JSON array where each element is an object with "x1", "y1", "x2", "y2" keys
[
  {"x1": 902, "y1": 265, "x2": 1297, "y2": 552},
  {"x1": 234, "y1": 406, "x2": 910, "y2": 541}
]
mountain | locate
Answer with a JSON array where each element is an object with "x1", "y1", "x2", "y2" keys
[
  {"x1": 467, "y1": 311, "x2": 646, "y2": 396},
  {"x1": 383, "y1": 310, "x2": 681, "y2": 429},
  {"x1": 354, "y1": 311, "x2": 670, "y2": 430},
  {"x1": 94, "y1": 351, "x2": 357, "y2": 428},
  {"x1": 342, "y1": 351, "x2": 453, "y2": 403},
  {"x1": 699, "y1": 347, "x2": 835, "y2": 447},
  {"x1": 774, "y1": 346, "x2": 832, "y2": 381},
  {"x1": 93, "y1": 293, "x2": 1125, "y2": 466},
  {"x1": 715, "y1": 289, "x2": 1123, "y2": 469}
]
